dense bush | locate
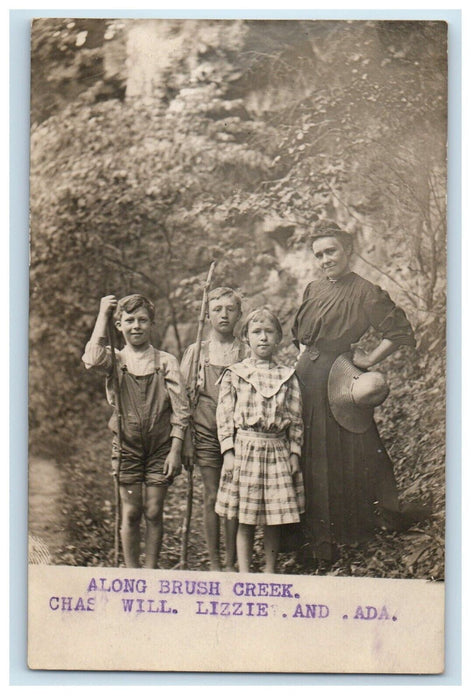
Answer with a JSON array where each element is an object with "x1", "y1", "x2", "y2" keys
[{"x1": 29, "y1": 19, "x2": 446, "y2": 578}]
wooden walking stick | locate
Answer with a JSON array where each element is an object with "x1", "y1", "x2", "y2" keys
[
  {"x1": 176, "y1": 261, "x2": 216, "y2": 570},
  {"x1": 107, "y1": 317, "x2": 123, "y2": 567}
]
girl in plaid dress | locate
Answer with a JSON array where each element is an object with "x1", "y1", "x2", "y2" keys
[{"x1": 215, "y1": 308, "x2": 304, "y2": 573}]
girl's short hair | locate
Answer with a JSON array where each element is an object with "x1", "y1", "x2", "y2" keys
[
  {"x1": 114, "y1": 294, "x2": 155, "y2": 322},
  {"x1": 208, "y1": 287, "x2": 242, "y2": 313},
  {"x1": 310, "y1": 219, "x2": 354, "y2": 254},
  {"x1": 241, "y1": 307, "x2": 283, "y2": 343}
]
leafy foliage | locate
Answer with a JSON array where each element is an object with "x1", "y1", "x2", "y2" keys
[
  {"x1": 29, "y1": 19, "x2": 446, "y2": 579},
  {"x1": 30, "y1": 18, "x2": 126, "y2": 126}
]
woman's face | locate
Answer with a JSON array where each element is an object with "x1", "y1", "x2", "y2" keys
[{"x1": 311, "y1": 236, "x2": 351, "y2": 280}]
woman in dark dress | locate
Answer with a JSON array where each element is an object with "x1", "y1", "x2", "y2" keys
[{"x1": 292, "y1": 220, "x2": 418, "y2": 565}]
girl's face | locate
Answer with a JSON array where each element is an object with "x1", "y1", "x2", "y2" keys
[
  {"x1": 247, "y1": 317, "x2": 279, "y2": 360},
  {"x1": 312, "y1": 236, "x2": 351, "y2": 280},
  {"x1": 116, "y1": 306, "x2": 153, "y2": 348}
]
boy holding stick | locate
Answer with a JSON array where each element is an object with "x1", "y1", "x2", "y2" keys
[
  {"x1": 82, "y1": 293, "x2": 190, "y2": 568},
  {"x1": 181, "y1": 287, "x2": 245, "y2": 571}
]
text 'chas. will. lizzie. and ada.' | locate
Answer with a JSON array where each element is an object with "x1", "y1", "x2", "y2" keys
[{"x1": 47, "y1": 574, "x2": 397, "y2": 622}]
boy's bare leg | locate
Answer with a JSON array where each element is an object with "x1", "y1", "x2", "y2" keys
[
  {"x1": 263, "y1": 524, "x2": 280, "y2": 574},
  {"x1": 143, "y1": 484, "x2": 168, "y2": 568},
  {"x1": 200, "y1": 466, "x2": 222, "y2": 570},
  {"x1": 120, "y1": 484, "x2": 143, "y2": 568},
  {"x1": 223, "y1": 517, "x2": 238, "y2": 571},
  {"x1": 237, "y1": 523, "x2": 255, "y2": 573}
]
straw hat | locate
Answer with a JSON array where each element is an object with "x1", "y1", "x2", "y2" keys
[{"x1": 327, "y1": 354, "x2": 390, "y2": 433}]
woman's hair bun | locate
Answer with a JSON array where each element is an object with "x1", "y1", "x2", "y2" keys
[{"x1": 310, "y1": 219, "x2": 354, "y2": 251}]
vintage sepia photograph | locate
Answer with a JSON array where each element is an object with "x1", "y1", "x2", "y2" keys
[{"x1": 27, "y1": 17, "x2": 447, "y2": 673}]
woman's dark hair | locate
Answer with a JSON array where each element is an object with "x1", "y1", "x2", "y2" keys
[
  {"x1": 310, "y1": 220, "x2": 354, "y2": 254},
  {"x1": 241, "y1": 307, "x2": 283, "y2": 344}
]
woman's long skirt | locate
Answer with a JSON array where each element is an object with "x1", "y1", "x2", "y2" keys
[{"x1": 296, "y1": 350, "x2": 401, "y2": 562}]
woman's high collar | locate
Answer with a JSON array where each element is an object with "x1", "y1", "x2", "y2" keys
[{"x1": 326, "y1": 270, "x2": 355, "y2": 284}]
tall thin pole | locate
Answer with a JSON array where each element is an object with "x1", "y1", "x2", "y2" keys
[
  {"x1": 178, "y1": 261, "x2": 216, "y2": 569},
  {"x1": 107, "y1": 318, "x2": 123, "y2": 567}
]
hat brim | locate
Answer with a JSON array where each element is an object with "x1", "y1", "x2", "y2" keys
[{"x1": 328, "y1": 354, "x2": 373, "y2": 433}]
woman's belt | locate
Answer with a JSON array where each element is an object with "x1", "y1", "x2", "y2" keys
[
  {"x1": 236, "y1": 428, "x2": 287, "y2": 440},
  {"x1": 301, "y1": 345, "x2": 349, "y2": 361}
]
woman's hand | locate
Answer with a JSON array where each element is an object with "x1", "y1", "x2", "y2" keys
[
  {"x1": 289, "y1": 453, "x2": 300, "y2": 476},
  {"x1": 222, "y1": 450, "x2": 235, "y2": 479},
  {"x1": 352, "y1": 348, "x2": 372, "y2": 370},
  {"x1": 352, "y1": 339, "x2": 398, "y2": 370}
]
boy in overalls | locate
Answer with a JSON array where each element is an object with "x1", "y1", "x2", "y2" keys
[
  {"x1": 82, "y1": 294, "x2": 190, "y2": 568},
  {"x1": 181, "y1": 287, "x2": 244, "y2": 571}
]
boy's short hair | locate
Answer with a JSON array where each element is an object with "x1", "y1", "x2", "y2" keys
[
  {"x1": 241, "y1": 307, "x2": 283, "y2": 343},
  {"x1": 208, "y1": 287, "x2": 242, "y2": 313},
  {"x1": 114, "y1": 294, "x2": 155, "y2": 322}
]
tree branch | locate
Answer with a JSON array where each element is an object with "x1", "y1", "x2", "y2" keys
[{"x1": 101, "y1": 253, "x2": 160, "y2": 289}]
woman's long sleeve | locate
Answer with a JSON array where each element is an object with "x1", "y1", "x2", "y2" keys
[
  {"x1": 364, "y1": 285, "x2": 415, "y2": 347},
  {"x1": 286, "y1": 375, "x2": 304, "y2": 456}
]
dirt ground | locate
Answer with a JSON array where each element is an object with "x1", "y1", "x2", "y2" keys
[{"x1": 28, "y1": 457, "x2": 67, "y2": 561}]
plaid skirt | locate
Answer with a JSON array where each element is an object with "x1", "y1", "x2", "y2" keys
[{"x1": 215, "y1": 429, "x2": 305, "y2": 526}]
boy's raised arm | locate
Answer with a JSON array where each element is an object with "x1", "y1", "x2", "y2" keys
[{"x1": 82, "y1": 295, "x2": 117, "y2": 371}]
